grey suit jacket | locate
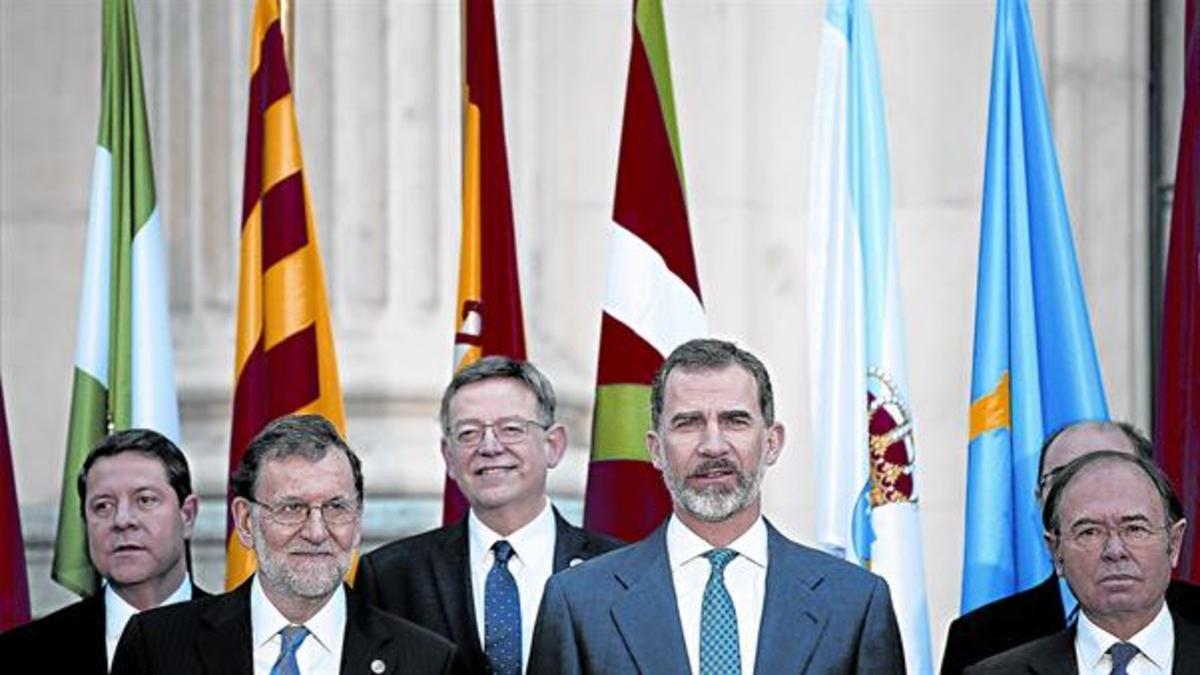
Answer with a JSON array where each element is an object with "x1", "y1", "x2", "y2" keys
[
  {"x1": 110, "y1": 579, "x2": 458, "y2": 675},
  {"x1": 355, "y1": 507, "x2": 622, "y2": 673},
  {"x1": 963, "y1": 612, "x2": 1200, "y2": 675},
  {"x1": 528, "y1": 519, "x2": 905, "y2": 675}
]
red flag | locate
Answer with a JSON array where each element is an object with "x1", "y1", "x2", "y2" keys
[
  {"x1": 582, "y1": 0, "x2": 705, "y2": 543},
  {"x1": 0, "y1": 384, "x2": 31, "y2": 630},
  {"x1": 1157, "y1": 0, "x2": 1200, "y2": 582},
  {"x1": 444, "y1": 0, "x2": 526, "y2": 524}
]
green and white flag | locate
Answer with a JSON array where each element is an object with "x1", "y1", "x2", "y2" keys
[{"x1": 53, "y1": 0, "x2": 179, "y2": 597}]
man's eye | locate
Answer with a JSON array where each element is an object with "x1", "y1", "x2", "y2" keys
[
  {"x1": 722, "y1": 416, "x2": 751, "y2": 429},
  {"x1": 672, "y1": 418, "x2": 702, "y2": 431},
  {"x1": 279, "y1": 503, "x2": 307, "y2": 516},
  {"x1": 137, "y1": 494, "x2": 161, "y2": 508},
  {"x1": 500, "y1": 423, "x2": 526, "y2": 435},
  {"x1": 90, "y1": 501, "x2": 114, "y2": 516},
  {"x1": 456, "y1": 428, "x2": 482, "y2": 444}
]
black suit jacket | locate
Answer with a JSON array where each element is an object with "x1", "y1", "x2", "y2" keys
[
  {"x1": 109, "y1": 580, "x2": 457, "y2": 675},
  {"x1": 963, "y1": 612, "x2": 1200, "y2": 675},
  {"x1": 355, "y1": 508, "x2": 622, "y2": 674},
  {"x1": 0, "y1": 583, "x2": 209, "y2": 675},
  {"x1": 942, "y1": 575, "x2": 1200, "y2": 674}
]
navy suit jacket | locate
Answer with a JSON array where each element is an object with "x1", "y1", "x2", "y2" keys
[
  {"x1": 0, "y1": 583, "x2": 208, "y2": 675},
  {"x1": 528, "y1": 520, "x2": 905, "y2": 675},
  {"x1": 109, "y1": 579, "x2": 457, "y2": 675},
  {"x1": 963, "y1": 612, "x2": 1200, "y2": 675},
  {"x1": 355, "y1": 507, "x2": 622, "y2": 673}
]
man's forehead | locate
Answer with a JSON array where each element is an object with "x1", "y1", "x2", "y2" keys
[
  {"x1": 87, "y1": 451, "x2": 171, "y2": 489},
  {"x1": 1060, "y1": 460, "x2": 1164, "y2": 522},
  {"x1": 450, "y1": 377, "x2": 537, "y2": 416},
  {"x1": 664, "y1": 366, "x2": 758, "y2": 405},
  {"x1": 257, "y1": 451, "x2": 354, "y2": 496}
]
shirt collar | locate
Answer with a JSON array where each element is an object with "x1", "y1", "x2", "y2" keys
[
  {"x1": 1076, "y1": 601, "x2": 1174, "y2": 670},
  {"x1": 468, "y1": 498, "x2": 555, "y2": 566},
  {"x1": 666, "y1": 513, "x2": 768, "y2": 570},
  {"x1": 105, "y1": 575, "x2": 192, "y2": 641},
  {"x1": 250, "y1": 575, "x2": 346, "y2": 651}
]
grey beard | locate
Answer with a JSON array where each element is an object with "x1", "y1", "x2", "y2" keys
[
  {"x1": 663, "y1": 457, "x2": 766, "y2": 523},
  {"x1": 251, "y1": 518, "x2": 349, "y2": 599}
]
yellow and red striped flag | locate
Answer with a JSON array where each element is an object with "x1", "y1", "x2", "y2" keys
[
  {"x1": 583, "y1": 0, "x2": 706, "y2": 543},
  {"x1": 444, "y1": 0, "x2": 527, "y2": 524},
  {"x1": 225, "y1": 0, "x2": 345, "y2": 588}
]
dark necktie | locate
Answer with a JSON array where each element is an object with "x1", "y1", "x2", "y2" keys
[
  {"x1": 269, "y1": 625, "x2": 309, "y2": 675},
  {"x1": 699, "y1": 548, "x2": 741, "y2": 675},
  {"x1": 1108, "y1": 642, "x2": 1139, "y2": 675},
  {"x1": 485, "y1": 540, "x2": 521, "y2": 675}
]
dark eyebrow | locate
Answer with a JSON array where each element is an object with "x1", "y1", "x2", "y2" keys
[
  {"x1": 669, "y1": 411, "x2": 703, "y2": 424},
  {"x1": 718, "y1": 410, "x2": 753, "y2": 422}
]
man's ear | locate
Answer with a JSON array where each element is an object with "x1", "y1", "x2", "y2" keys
[
  {"x1": 543, "y1": 424, "x2": 567, "y2": 469},
  {"x1": 440, "y1": 438, "x2": 457, "y2": 481},
  {"x1": 764, "y1": 422, "x2": 785, "y2": 466},
  {"x1": 232, "y1": 497, "x2": 255, "y2": 549},
  {"x1": 1044, "y1": 530, "x2": 1064, "y2": 575},
  {"x1": 1169, "y1": 519, "x2": 1188, "y2": 567},
  {"x1": 179, "y1": 494, "x2": 199, "y2": 539},
  {"x1": 646, "y1": 430, "x2": 665, "y2": 470}
]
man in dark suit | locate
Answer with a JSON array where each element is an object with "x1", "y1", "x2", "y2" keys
[
  {"x1": 356, "y1": 357, "x2": 621, "y2": 674},
  {"x1": 0, "y1": 429, "x2": 207, "y2": 673},
  {"x1": 965, "y1": 450, "x2": 1196, "y2": 674},
  {"x1": 941, "y1": 421, "x2": 1200, "y2": 674},
  {"x1": 529, "y1": 339, "x2": 905, "y2": 674},
  {"x1": 111, "y1": 414, "x2": 457, "y2": 675}
]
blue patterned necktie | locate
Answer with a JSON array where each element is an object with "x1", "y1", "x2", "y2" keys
[
  {"x1": 1108, "y1": 642, "x2": 1139, "y2": 675},
  {"x1": 699, "y1": 548, "x2": 741, "y2": 675},
  {"x1": 269, "y1": 625, "x2": 309, "y2": 675},
  {"x1": 484, "y1": 540, "x2": 521, "y2": 675}
]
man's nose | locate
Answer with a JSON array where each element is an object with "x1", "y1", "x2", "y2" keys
[
  {"x1": 113, "y1": 498, "x2": 138, "y2": 528},
  {"x1": 476, "y1": 428, "x2": 505, "y2": 455},
  {"x1": 697, "y1": 419, "x2": 727, "y2": 455},
  {"x1": 1100, "y1": 530, "x2": 1131, "y2": 560},
  {"x1": 299, "y1": 506, "x2": 331, "y2": 542}
]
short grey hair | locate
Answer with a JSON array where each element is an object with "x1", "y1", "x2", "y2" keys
[
  {"x1": 439, "y1": 356, "x2": 556, "y2": 435},
  {"x1": 650, "y1": 338, "x2": 775, "y2": 430},
  {"x1": 231, "y1": 414, "x2": 363, "y2": 504}
]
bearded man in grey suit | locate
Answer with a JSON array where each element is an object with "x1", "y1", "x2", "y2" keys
[{"x1": 529, "y1": 338, "x2": 905, "y2": 675}]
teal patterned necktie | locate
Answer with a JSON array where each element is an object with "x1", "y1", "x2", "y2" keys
[
  {"x1": 269, "y1": 625, "x2": 309, "y2": 675},
  {"x1": 484, "y1": 540, "x2": 521, "y2": 675},
  {"x1": 699, "y1": 548, "x2": 741, "y2": 675}
]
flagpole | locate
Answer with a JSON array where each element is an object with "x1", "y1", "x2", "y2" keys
[{"x1": 281, "y1": 0, "x2": 294, "y2": 75}]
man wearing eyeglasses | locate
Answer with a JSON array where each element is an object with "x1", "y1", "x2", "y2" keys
[
  {"x1": 966, "y1": 450, "x2": 1199, "y2": 674},
  {"x1": 356, "y1": 356, "x2": 621, "y2": 674},
  {"x1": 941, "y1": 421, "x2": 1200, "y2": 674},
  {"x1": 110, "y1": 414, "x2": 458, "y2": 675}
]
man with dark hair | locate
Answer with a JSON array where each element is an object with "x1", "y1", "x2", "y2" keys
[
  {"x1": 0, "y1": 428, "x2": 205, "y2": 673},
  {"x1": 356, "y1": 356, "x2": 621, "y2": 674},
  {"x1": 530, "y1": 338, "x2": 904, "y2": 674},
  {"x1": 966, "y1": 451, "x2": 1200, "y2": 673},
  {"x1": 111, "y1": 414, "x2": 458, "y2": 675},
  {"x1": 941, "y1": 420, "x2": 1200, "y2": 674}
]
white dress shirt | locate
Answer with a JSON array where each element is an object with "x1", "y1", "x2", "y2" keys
[
  {"x1": 468, "y1": 499, "x2": 557, "y2": 671},
  {"x1": 1074, "y1": 602, "x2": 1174, "y2": 675},
  {"x1": 104, "y1": 575, "x2": 192, "y2": 670},
  {"x1": 250, "y1": 575, "x2": 346, "y2": 675},
  {"x1": 667, "y1": 514, "x2": 768, "y2": 675}
]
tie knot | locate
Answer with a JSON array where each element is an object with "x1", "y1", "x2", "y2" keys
[
  {"x1": 493, "y1": 540, "x2": 515, "y2": 565},
  {"x1": 1108, "y1": 642, "x2": 1139, "y2": 670},
  {"x1": 279, "y1": 625, "x2": 309, "y2": 653},
  {"x1": 704, "y1": 548, "x2": 738, "y2": 574}
]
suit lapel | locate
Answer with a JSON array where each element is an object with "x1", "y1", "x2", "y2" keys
[
  {"x1": 195, "y1": 582, "x2": 254, "y2": 675},
  {"x1": 342, "y1": 593, "x2": 397, "y2": 675},
  {"x1": 431, "y1": 519, "x2": 483, "y2": 654},
  {"x1": 551, "y1": 508, "x2": 590, "y2": 572},
  {"x1": 1172, "y1": 614, "x2": 1200, "y2": 675},
  {"x1": 753, "y1": 525, "x2": 829, "y2": 675},
  {"x1": 610, "y1": 526, "x2": 690, "y2": 673},
  {"x1": 86, "y1": 593, "x2": 109, "y2": 673}
]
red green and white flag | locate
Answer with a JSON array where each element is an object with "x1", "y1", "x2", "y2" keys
[
  {"x1": 54, "y1": 0, "x2": 181, "y2": 597},
  {"x1": 583, "y1": 0, "x2": 705, "y2": 543}
]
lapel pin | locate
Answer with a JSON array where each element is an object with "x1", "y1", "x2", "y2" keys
[
  {"x1": 569, "y1": 557, "x2": 584, "y2": 567},
  {"x1": 370, "y1": 658, "x2": 386, "y2": 673}
]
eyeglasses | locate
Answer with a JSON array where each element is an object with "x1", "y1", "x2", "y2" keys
[
  {"x1": 249, "y1": 497, "x2": 361, "y2": 526},
  {"x1": 1060, "y1": 522, "x2": 1169, "y2": 552},
  {"x1": 450, "y1": 417, "x2": 548, "y2": 448}
]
